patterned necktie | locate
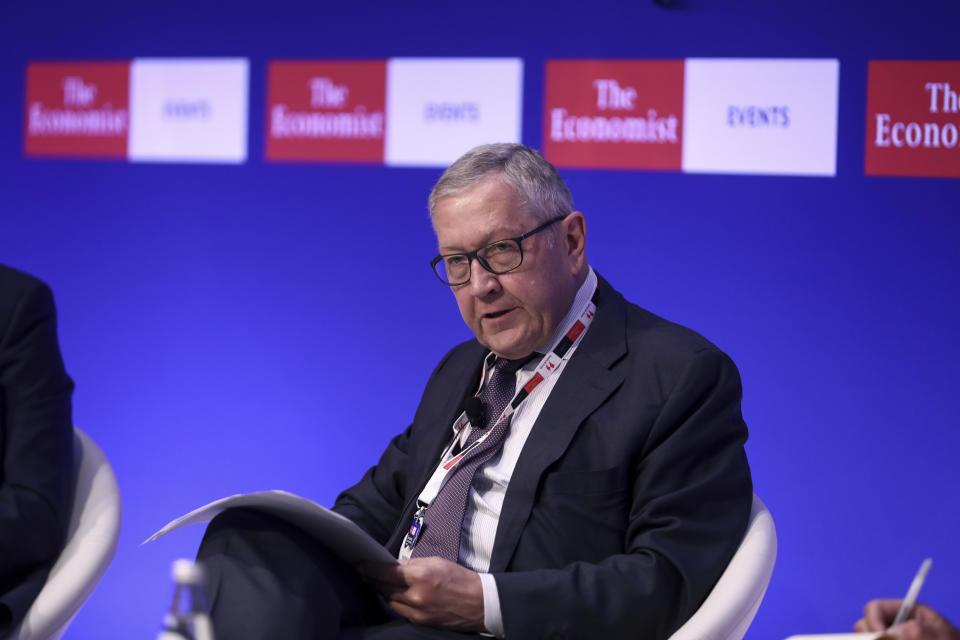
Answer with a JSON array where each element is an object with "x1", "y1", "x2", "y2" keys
[{"x1": 411, "y1": 355, "x2": 533, "y2": 562}]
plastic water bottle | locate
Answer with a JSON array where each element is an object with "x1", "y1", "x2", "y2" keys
[{"x1": 156, "y1": 559, "x2": 215, "y2": 640}]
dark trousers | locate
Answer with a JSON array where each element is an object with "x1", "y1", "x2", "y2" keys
[{"x1": 196, "y1": 508, "x2": 483, "y2": 640}]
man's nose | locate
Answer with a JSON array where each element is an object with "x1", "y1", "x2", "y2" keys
[{"x1": 468, "y1": 258, "x2": 500, "y2": 296}]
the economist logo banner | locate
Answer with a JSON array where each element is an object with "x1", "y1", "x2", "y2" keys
[
  {"x1": 544, "y1": 60, "x2": 684, "y2": 171},
  {"x1": 866, "y1": 61, "x2": 960, "y2": 178},
  {"x1": 266, "y1": 61, "x2": 387, "y2": 163},
  {"x1": 25, "y1": 61, "x2": 131, "y2": 158}
]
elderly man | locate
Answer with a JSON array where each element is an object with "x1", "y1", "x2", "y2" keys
[{"x1": 198, "y1": 143, "x2": 752, "y2": 640}]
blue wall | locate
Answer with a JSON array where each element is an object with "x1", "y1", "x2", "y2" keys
[{"x1": 1, "y1": 1, "x2": 958, "y2": 637}]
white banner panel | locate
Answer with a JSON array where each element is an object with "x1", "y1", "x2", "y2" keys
[
  {"x1": 682, "y1": 58, "x2": 839, "y2": 176},
  {"x1": 384, "y1": 58, "x2": 523, "y2": 167},
  {"x1": 128, "y1": 58, "x2": 249, "y2": 163}
]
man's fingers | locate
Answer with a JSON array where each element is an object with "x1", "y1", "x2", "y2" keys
[
  {"x1": 385, "y1": 599, "x2": 430, "y2": 626},
  {"x1": 375, "y1": 557, "x2": 485, "y2": 632},
  {"x1": 863, "y1": 599, "x2": 905, "y2": 631},
  {"x1": 889, "y1": 621, "x2": 922, "y2": 640}
]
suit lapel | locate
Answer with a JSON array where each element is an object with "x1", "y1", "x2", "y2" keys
[{"x1": 489, "y1": 276, "x2": 628, "y2": 572}]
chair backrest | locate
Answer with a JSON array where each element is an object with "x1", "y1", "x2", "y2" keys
[
  {"x1": 10, "y1": 427, "x2": 122, "y2": 640},
  {"x1": 667, "y1": 494, "x2": 777, "y2": 640}
]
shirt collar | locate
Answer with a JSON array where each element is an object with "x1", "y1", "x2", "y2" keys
[{"x1": 534, "y1": 267, "x2": 597, "y2": 356}]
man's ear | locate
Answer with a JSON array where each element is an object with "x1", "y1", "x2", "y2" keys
[{"x1": 563, "y1": 211, "x2": 587, "y2": 269}]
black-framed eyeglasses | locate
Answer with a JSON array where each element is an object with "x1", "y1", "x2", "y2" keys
[{"x1": 430, "y1": 216, "x2": 566, "y2": 286}]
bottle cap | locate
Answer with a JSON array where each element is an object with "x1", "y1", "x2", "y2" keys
[{"x1": 171, "y1": 558, "x2": 205, "y2": 584}]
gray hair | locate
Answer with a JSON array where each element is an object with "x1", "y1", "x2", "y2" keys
[{"x1": 428, "y1": 143, "x2": 574, "y2": 224}]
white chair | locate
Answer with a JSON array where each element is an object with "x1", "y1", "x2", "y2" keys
[
  {"x1": 668, "y1": 494, "x2": 778, "y2": 640},
  {"x1": 10, "y1": 427, "x2": 122, "y2": 640}
]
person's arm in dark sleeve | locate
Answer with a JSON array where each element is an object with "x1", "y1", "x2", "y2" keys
[
  {"x1": 332, "y1": 346, "x2": 464, "y2": 544},
  {"x1": 331, "y1": 426, "x2": 417, "y2": 545},
  {"x1": 0, "y1": 274, "x2": 75, "y2": 623}
]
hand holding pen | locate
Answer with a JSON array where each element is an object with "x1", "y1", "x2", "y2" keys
[
  {"x1": 854, "y1": 559, "x2": 959, "y2": 640},
  {"x1": 855, "y1": 600, "x2": 959, "y2": 640}
]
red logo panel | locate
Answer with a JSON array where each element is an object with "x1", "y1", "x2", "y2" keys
[
  {"x1": 266, "y1": 61, "x2": 387, "y2": 163},
  {"x1": 544, "y1": 60, "x2": 684, "y2": 170},
  {"x1": 24, "y1": 62, "x2": 130, "y2": 158},
  {"x1": 865, "y1": 61, "x2": 960, "y2": 178}
]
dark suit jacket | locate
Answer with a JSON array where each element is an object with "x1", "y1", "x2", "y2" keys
[
  {"x1": 333, "y1": 276, "x2": 752, "y2": 639},
  {"x1": 0, "y1": 265, "x2": 74, "y2": 633}
]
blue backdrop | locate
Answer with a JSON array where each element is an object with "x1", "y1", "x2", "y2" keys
[{"x1": 1, "y1": 1, "x2": 958, "y2": 638}]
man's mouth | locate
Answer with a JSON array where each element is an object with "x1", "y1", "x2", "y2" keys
[{"x1": 484, "y1": 308, "x2": 513, "y2": 320}]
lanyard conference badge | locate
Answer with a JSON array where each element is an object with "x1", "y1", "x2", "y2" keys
[{"x1": 400, "y1": 287, "x2": 598, "y2": 558}]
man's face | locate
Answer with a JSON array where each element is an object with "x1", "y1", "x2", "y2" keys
[{"x1": 432, "y1": 175, "x2": 585, "y2": 360}]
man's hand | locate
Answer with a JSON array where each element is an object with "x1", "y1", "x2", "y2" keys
[
  {"x1": 854, "y1": 599, "x2": 960, "y2": 640},
  {"x1": 359, "y1": 557, "x2": 486, "y2": 633}
]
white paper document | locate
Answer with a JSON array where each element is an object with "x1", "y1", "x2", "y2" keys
[
  {"x1": 145, "y1": 489, "x2": 397, "y2": 565},
  {"x1": 785, "y1": 634, "x2": 884, "y2": 639}
]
